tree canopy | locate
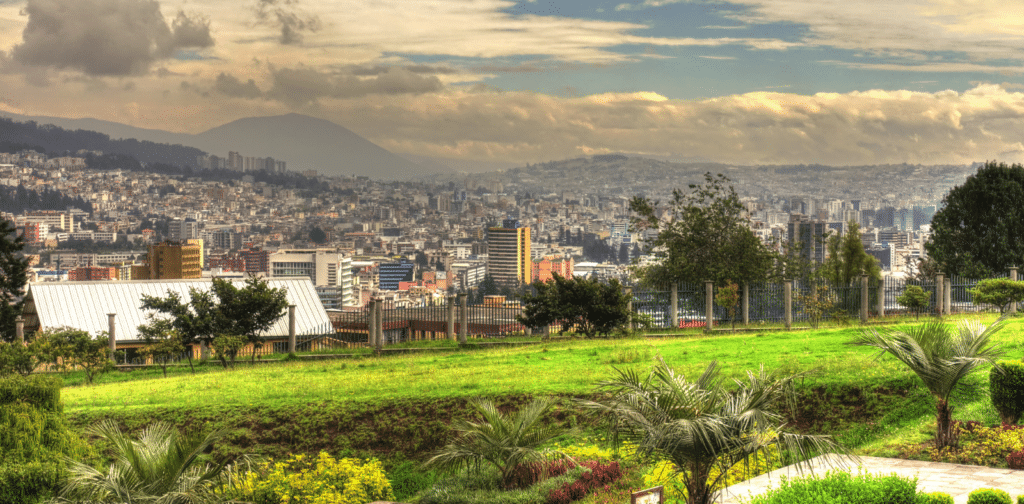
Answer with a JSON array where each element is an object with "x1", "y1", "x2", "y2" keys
[
  {"x1": 926, "y1": 161, "x2": 1024, "y2": 278},
  {"x1": 0, "y1": 219, "x2": 30, "y2": 343},
  {"x1": 630, "y1": 173, "x2": 776, "y2": 287},
  {"x1": 819, "y1": 221, "x2": 881, "y2": 285},
  {"x1": 518, "y1": 273, "x2": 632, "y2": 338}
]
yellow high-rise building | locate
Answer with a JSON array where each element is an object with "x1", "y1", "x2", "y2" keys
[
  {"x1": 147, "y1": 242, "x2": 202, "y2": 279},
  {"x1": 487, "y1": 219, "x2": 531, "y2": 286}
]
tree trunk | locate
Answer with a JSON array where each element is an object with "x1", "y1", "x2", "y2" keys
[
  {"x1": 686, "y1": 462, "x2": 715, "y2": 504},
  {"x1": 935, "y1": 399, "x2": 957, "y2": 449},
  {"x1": 186, "y1": 352, "x2": 195, "y2": 374}
]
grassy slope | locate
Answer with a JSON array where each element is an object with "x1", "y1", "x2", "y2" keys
[{"x1": 61, "y1": 314, "x2": 1020, "y2": 459}]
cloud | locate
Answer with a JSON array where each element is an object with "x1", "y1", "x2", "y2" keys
[
  {"x1": 11, "y1": 0, "x2": 214, "y2": 76},
  {"x1": 266, "y1": 65, "x2": 444, "y2": 106},
  {"x1": 215, "y1": 72, "x2": 263, "y2": 98},
  {"x1": 615, "y1": 0, "x2": 685, "y2": 11},
  {"x1": 253, "y1": 0, "x2": 322, "y2": 45}
]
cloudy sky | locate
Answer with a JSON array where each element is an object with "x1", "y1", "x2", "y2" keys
[{"x1": 2, "y1": 0, "x2": 1024, "y2": 166}]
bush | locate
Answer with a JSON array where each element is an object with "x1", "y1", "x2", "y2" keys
[
  {"x1": 643, "y1": 445, "x2": 780, "y2": 502},
  {"x1": 1007, "y1": 448, "x2": 1024, "y2": 470},
  {"x1": 967, "y1": 488, "x2": 1012, "y2": 504},
  {"x1": 930, "y1": 423, "x2": 1024, "y2": 467},
  {"x1": 388, "y1": 459, "x2": 440, "y2": 502},
  {"x1": 546, "y1": 461, "x2": 622, "y2": 504},
  {"x1": 745, "y1": 470, "x2": 918, "y2": 504},
  {"x1": 418, "y1": 466, "x2": 585, "y2": 504},
  {"x1": 0, "y1": 342, "x2": 34, "y2": 376},
  {"x1": 917, "y1": 491, "x2": 954, "y2": 504},
  {"x1": 226, "y1": 451, "x2": 394, "y2": 504},
  {"x1": 991, "y1": 361, "x2": 1024, "y2": 425}
]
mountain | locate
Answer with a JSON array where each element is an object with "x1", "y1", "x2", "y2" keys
[{"x1": 0, "y1": 111, "x2": 447, "y2": 180}]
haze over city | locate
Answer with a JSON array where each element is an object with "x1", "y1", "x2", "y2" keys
[{"x1": 1, "y1": 0, "x2": 1023, "y2": 167}]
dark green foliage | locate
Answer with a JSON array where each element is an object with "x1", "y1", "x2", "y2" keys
[
  {"x1": 629, "y1": 172, "x2": 777, "y2": 287},
  {"x1": 212, "y1": 277, "x2": 289, "y2": 362},
  {"x1": 821, "y1": 221, "x2": 882, "y2": 286},
  {"x1": 897, "y1": 285, "x2": 932, "y2": 320},
  {"x1": 137, "y1": 319, "x2": 185, "y2": 377},
  {"x1": 967, "y1": 488, "x2": 1012, "y2": 504},
  {"x1": 518, "y1": 274, "x2": 632, "y2": 338},
  {"x1": 0, "y1": 341, "x2": 35, "y2": 376},
  {"x1": 0, "y1": 219, "x2": 29, "y2": 343},
  {"x1": 916, "y1": 492, "x2": 954, "y2": 504},
  {"x1": 926, "y1": 161, "x2": 1024, "y2": 278},
  {"x1": 990, "y1": 361, "x2": 1024, "y2": 425},
  {"x1": 745, "y1": 470, "x2": 919, "y2": 504},
  {"x1": 970, "y1": 279, "x2": 1024, "y2": 314},
  {"x1": 388, "y1": 459, "x2": 440, "y2": 501},
  {"x1": 140, "y1": 287, "x2": 219, "y2": 372},
  {"x1": 0, "y1": 375, "x2": 84, "y2": 504},
  {"x1": 715, "y1": 281, "x2": 740, "y2": 332},
  {"x1": 30, "y1": 327, "x2": 112, "y2": 384}
]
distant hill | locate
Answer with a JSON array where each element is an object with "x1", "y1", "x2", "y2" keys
[{"x1": 0, "y1": 112, "x2": 449, "y2": 180}]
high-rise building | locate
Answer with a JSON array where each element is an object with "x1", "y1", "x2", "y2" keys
[
  {"x1": 787, "y1": 215, "x2": 827, "y2": 264},
  {"x1": 487, "y1": 219, "x2": 531, "y2": 286},
  {"x1": 146, "y1": 241, "x2": 202, "y2": 279},
  {"x1": 169, "y1": 219, "x2": 200, "y2": 242}
]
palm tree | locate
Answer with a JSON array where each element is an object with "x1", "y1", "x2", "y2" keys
[
  {"x1": 425, "y1": 397, "x2": 569, "y2": 488},
  {"x1": 52, "y1": 420, "x2": 233, "y2": 504},
  {"x1": 580, "y1": 359, "x2": 848, "y2": 504},
  {"x1": 854, "y1": 317, "x2": 1005, "y2": 449}
]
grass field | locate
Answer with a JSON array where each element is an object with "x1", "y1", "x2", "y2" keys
[{"x1": 60, "y1": 314, "x2": 1021, "y2": 454}]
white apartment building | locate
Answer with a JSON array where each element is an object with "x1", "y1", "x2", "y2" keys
[{"x1": 268, "y1": 249, "x2": 353, "y2": 309}]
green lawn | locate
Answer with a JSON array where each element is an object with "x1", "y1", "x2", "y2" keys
[{"x1": 58, "y1": 314, "x2": 1023, "y2": 464}]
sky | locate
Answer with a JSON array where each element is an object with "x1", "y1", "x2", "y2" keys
[{"x1": 2, "y1": 0, "x2": 1024, "y2": 167}]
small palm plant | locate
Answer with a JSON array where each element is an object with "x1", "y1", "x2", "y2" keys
[
  {"x1": 425, "y1": 397, "x2": 569, "y2": 488},
  {"x1": 580, "y1": 359, "x2": 849, "y2": 504},
  {"x1": 52, "y1": 420, "x2": 233, "y2": 504},
  {"x1": 854, "y1": 317, "x2": 1005, "y2": 449}
]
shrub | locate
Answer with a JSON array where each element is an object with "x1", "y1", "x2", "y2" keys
[
  {"x1": 0, "y1": 342, "x2": 34, "y2": 376},
  {"x1": 745, "y1": 470, "x2": 918, "y2": 504},
  {"x1": 643, "y1": 445, "x2": 780, "y2": 502},
  {"x1": 930, "y1": 423, "x2": 1024, "y2": 467},
  {"x1": 1007, "y1": 448, "x2": 1024, "y2": 470},
  {"x1": 917, "y1": 491, "x2": 954, "y2": 504},
  {"x1": 227, "y1": 451, "x2": 394, "y2": 504},
  {"x1": 991, "y1": 361, "x2": 1024, "y2": 425},
  {"x1": 418, "y1": 465, "x2": 584, "y2": 504},
  {"x1": 967, "y1": 488, "x2": 1012, "y2": 504},
  {"x1": 388, "y1": 459, "x2": 439, "y2": 502},
  {"x1": 546, "y1": 461, "x2": 622, "y2": 504}
]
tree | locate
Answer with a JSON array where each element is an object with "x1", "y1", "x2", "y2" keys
[
  {"x1": 629, "y1": 173, "x2": 776, "y2": 288},
  {"x1": 579, "y1": 360, "x2": 846, "y2": 504},
  {"x1": 926, "y1": 161, "x2": 1024, "y2": 278},
  {"x1": 211, "y1": 277, "x2": 288, "y2": 363},
  {"x1": 969, "y1": 278, "x2": 1024, "y2": 314},
  {"x1": 308, "y1": 226, "x2": 327, "y2": 244},
  {"x1": 139, "y1": 288, "x2": 219, "y2": 373},
  {"x1": 0, "y1": 219, "x2": 30, "y2": 343},
  {"x1": 0, "y1": 341, "x2": 35, "y2": 376},
  {"x1": 136, "y1": 319, "x2": 185, "y2": 378},
  {"x1": 425, "y1": 398, "x2": 568, "y2": 489},
  {"x1": 820, "y1": 221, "x2": 881, "y2": 286},
  {"x1": 30, "y1": 327, "x2": 112, "y2": 384},
  {"x1": 896, "y1": 285, "x2": 932, "y2": 320},
  {"x1": 854, "y1": 318, "x2": 1006, "y2": 449},
  {"x1": 54, "y1": 420, "x2": 234, "y2": 504},
  {"x1": 518, "y1": 273, "x2": 633, "y2": 338},
  {"x1": 715, "y1": 281, "x2": 740, "y2": 332}
]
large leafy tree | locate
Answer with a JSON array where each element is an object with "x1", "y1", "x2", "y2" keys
[
  {"x1": 819, "y1": 221, "x2": 881, "y2": 286},
  {"x1": 580, "y1": 360, "x2": 846, "y2": 504},
  {"x1": 139, "y1": 288, "x2": 220, "y2": 373},
  {"x1": 518, "y1": 273, "x2": 632, "y2": 338},
  {"x1": 926, "y1": 161, "x2": 1024, "y2": 278},
  {"x1": 0, "y1": 219, "x2": 30, "y2": 343},
  {"x1": 211, "y1": 277, "x2": 289, "y2": 363},
  {"x1": 630, "y1": 173, "x2": 776, "y2": 287},
  {"x1": 854, "y1": 318, "x2": 1006, "y2": 449}
]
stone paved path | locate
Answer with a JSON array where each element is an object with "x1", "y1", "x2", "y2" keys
[{"x1": 718, "y1": 455, "x2": 1024, "y2": 504}]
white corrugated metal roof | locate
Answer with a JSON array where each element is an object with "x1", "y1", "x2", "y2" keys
[{"x1": 26, "y1": 277, "x2": 331, "y2": 342}]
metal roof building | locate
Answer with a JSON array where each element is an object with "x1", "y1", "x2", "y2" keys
[{"x1": 23, "y1": 277, "x2": 331, "y2": 343}]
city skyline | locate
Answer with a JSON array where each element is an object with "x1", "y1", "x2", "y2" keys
[{"x1": 2, "y1": 0, "x2": 1024, "y2": 167}]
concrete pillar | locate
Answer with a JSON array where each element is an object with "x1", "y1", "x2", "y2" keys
[
  {"x1": 446, "y1": 296, "x2": 456, "y2": 340},
  {"x1": 375, "y1": 299, "x2": 384, "y2": 351},
  {"x1": 705, "y1": 280, "x2": 714, "y2": 333},
  {"x1": 742, "y1": 283, "x2": 750, "y2": 326},
  {"x1": 287, "y1": 305, "x2": 297, "y2": 354},
  {"x1": 625, "y1": 288, "x2": 633, "y2": 331},
  {"x1": 670, "y1": 283, "x2": 679, "y2": 329},
  {"x1": 367, "y1": 299, "x2": 376, "y2": 347},
  {"x1": 935, "y1": 274, "x2": 945, "y2": 316},
  {"x1": 458, "y1": 293, "x2": 468, "y2": 344},
  {"x1": 945, "y1": 278, "x2": 952, "y2": 315},
  {"x1": 1012, "y1": 268, "x2": 1019, "y2": 315},
  {"x1": 15, "y1": 316, "x2": 24, "y2": 345},
  {"x1": 860, "y1": 275, "x2": 869, "y2": 324},
  {"x1": 107, "y1": 313, "x2": 117, "y2": 362},
  {"x1": 784, "y1": 280, "x2": 792, "y2": 330}
]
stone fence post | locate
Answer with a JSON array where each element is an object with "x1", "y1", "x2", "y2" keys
[{"x1": 784, "y1": 280, "x2": 792, "y2": 330}]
